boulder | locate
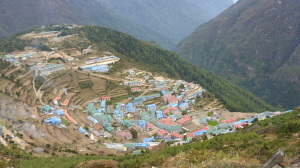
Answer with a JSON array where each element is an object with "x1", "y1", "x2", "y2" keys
[
  {"x1": 32, "y1": 148, "x2": 44, "y2": 154},
  {"x1": 262, "y1": 149, "x2": 284, "y2": 168}
]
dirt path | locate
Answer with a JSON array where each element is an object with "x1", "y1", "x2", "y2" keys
[{"x1": 32, "y1": 52, "x2": 54, "y2": 105}]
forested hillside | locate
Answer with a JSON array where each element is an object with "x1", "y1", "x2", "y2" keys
[{"x1": 174, "y1": 0, "x2": 300, "y2": 109}]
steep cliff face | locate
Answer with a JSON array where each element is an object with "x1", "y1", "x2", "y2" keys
[{"x1": 174, "y1": 0, "x2": 300, "y2": 108}]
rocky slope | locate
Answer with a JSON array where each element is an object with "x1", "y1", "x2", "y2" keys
[{"x1": 174, "y1": 0, "x2": 300, "y2": 109}]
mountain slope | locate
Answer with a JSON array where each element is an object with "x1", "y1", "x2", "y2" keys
[
  {"x1": 174, "y1": 0, "x2": 300, "y2": 109},
  {"x1": 60, "y1": 25, "x2": 274, "y2": 112},
  {"x1": 0, "y1": 0, "x2": 172, "y2": 49},
  {"x1": 97, "y1": 0, "x2": 233, "y2": 44}
]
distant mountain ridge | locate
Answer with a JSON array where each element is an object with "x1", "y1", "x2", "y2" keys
[
  {"x1": 97, "y1": 0, "x2": 233, "y2": 44},
  {"x1": 174, "y1": 0, "x2": 300, "y2": 109},
  {"x1": 0, "y1": 0, "x2": 173, "y2": 48}
]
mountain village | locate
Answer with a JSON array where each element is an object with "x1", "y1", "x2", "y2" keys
[{"x1": 0, "y1": 28, "x2": 293, "y2": 156}]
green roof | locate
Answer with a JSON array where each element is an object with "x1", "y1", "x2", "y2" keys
[
  {"x1": 40, "y1": 105, "x2": 53, "y2": 112},
  {"x1": 5, "y1": 54, "x2": 13, "y2": 58},
  {"x1": 124, "y1": 143, "x2": 136, "y2": 148}
]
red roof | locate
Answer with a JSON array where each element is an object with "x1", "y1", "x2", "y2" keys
[
  {"x1": 146, "y1": 122, "x2": 155, "y2": 127},
  {"x1": 131, "y1": 87, "x2": 139, "y2": 90},
  {"x1": 157, "y1": 129, "x2": 168, "y2": 136},
  {"x1": 102, "y1": 96, "x2": 111, "y2": 99},
  {"x1": 221, "y1": 118, "x2": 236, "y2": 124},
  {"x1": 115, "y1": 130, "x2": 132, "y2": 138},
  {"x1": 53, "y1": 96, "x2": 60, "y2": 101},
  {"x1": 234, "y1": 123, "x2": 248, "y2": 129},
  {"x1": 167, "y1": 96, "x2": 178, "y2": 103},
  {"x1": 187, "y1": 127, "x2": 208, "y2": 138},
  {"x1": 158, "y1": 117, "x2": 179, "y2": 126},
  {"x1": 163, "y1": 107, "x2": 179, "y2": 114},
  {"x1": 171, "y1": 132, "x2": 184, "y2": 139},
  {"x1": 176, "y1": 115, "x2": 191, "y2": 125},
  {"x1": 62, "y1": 99, "x2": 69, "y2": 105}
]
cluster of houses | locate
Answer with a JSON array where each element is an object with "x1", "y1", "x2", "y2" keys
[
  {"x1": 80, "y1": 55, "x2": 120, "y2": 73},
  {"x1": 84, "y1": 56, "x2": 120, "y2": 65},
  {"x1": 31, "y1": 63, "x2": 66, "y2": 76},
  {"x1": 36, "y1": 67, "x2": 296, "y2": 154}
]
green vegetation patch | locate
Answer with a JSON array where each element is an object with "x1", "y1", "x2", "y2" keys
[{"x1": 207, "y1": 120, "x2": 219, "y2": 126}]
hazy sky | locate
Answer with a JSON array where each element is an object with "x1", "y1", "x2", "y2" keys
[{"x1": 233, "y1": 0, "x2": 238, "y2": 3}]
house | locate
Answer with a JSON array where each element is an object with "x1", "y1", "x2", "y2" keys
[
  {"x1": 40, "y1": 105, "x2": 53, "y2": 114},
  {"x1": 179, "y1": 102, "x2": 189, "y2": 111},
  {"x1": 37, "y1": 64, "x2": 65, "y2": 76},
  {"x1": 134, "y1": 143, "x2": 149, "y2": 148},
  {"x1": 102, "y1": 96, "x2": 111, "y2": 101},
  {"x1": 158, "y1": 117, "x2": 179, "y2": 126},
  {"x1": 53, "y1": 96, "x2": 60, "y2": 105},
  {"x1": 94, "y1": 123, "x2": 104, "y2": 132},
  {"x1": 134, "y1": 111, "x2": 140, "y2": 120},
  {"x1": 163, "y1": 107, "x2": 180, "y2": 115},
  {"x1": 78, "y1": 127, "x2": 88, "y2": 135},
  {"x1": 234, "y1": 123, "x2": 249, "y2": 129},
  {"x1": 221, "y1": 118, "x2": 236, "y2": 124},
  {"x1": 143, "y1": 137, "x2": 155, "y2": 143},
  {"x1": 54, "y1": 109, "x2": 65, "y2": 116},
  {"x1": 62, "y1": 99, "x2": 69, "y2": 106},
  {"x1": 124, "y1": 81, "x2": 140, "y2": 86},
  {"x1": 156, "y1": 111, "x2": 164, "y2": 119},
  {"x1": 187, "y1": 82, "x2": 194, "y2": 88},
  {"x1": 155, "y1": 81, "x2": 168, "y2": 88},
  {"x1": 115, "y1": 130, "x2": 132, "y2": 140},
  {"x1": 171, "y1": 132, "x2": 184, "y2": 139},
  {"x1": 176, "y1": 115, "x2": 192, "y2": 125},
  {"x1": 124, "y1": 143, "x2": 136, "y2": 150},
  {"x1": 167, "y1": 96, "x2": 178, "y2": 106},
  {"x1": 187, "y1": 127, "x2": 208, "y2": 138},
  {"x1": 200, "y1": 117, "x2": 208, "y2": 125},
  {"x1": 132, "y1": 99, "x2": 144, "y2": 106},
  {"x1": 131, "y1": 87, "x2": 141, "y2": 92},
  {"x1": 162, "y1": 91, "x2": 172, "y2": 100},
  {"x1": 146, "y1": 104, "x2": 157, "y2": 111},
  {"x1": 216, "y1": 123, "x2": 231, "y2": 130},
  {"x1": 44, "y1": 116, "x2": 62, "y2": 127},
  {"x1": 148, "y1": 79, "x2": 156, "y2": 83},
  {"x1": 157, "y1": 129, "x2": 171, "y2": 140},
  {"x1": 87, "y1": 116, "x2": 99, "y2": 124}
]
